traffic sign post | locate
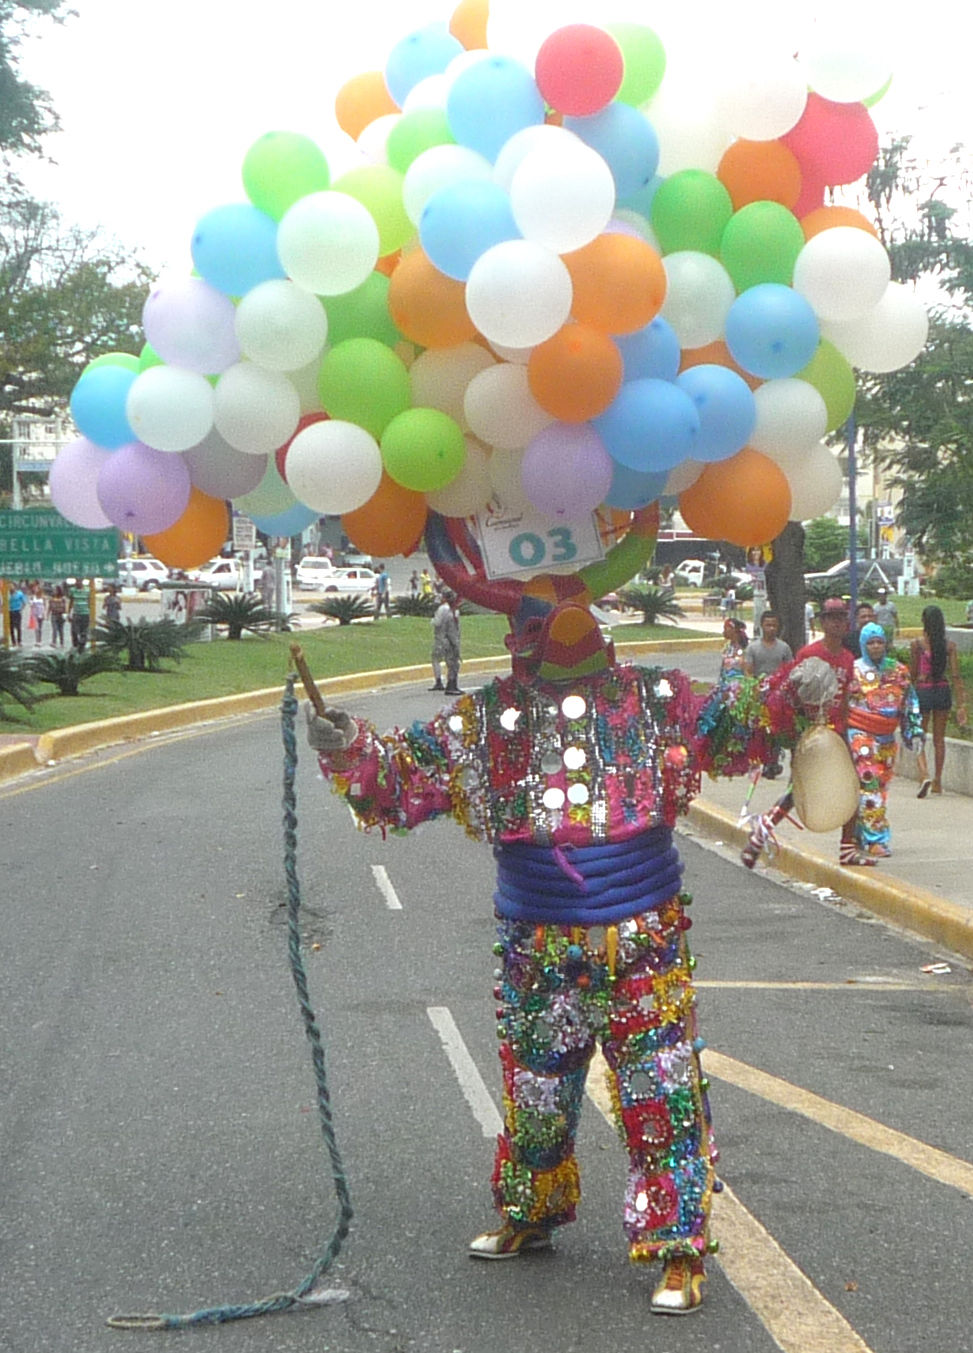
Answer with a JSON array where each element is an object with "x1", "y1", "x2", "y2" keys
[{"x1": 0, "y1": 509, "x2": 119, "y2": 582}]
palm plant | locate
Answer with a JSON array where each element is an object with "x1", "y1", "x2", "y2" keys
[
  {"x1": 0, "y1": 647, "x2": 37, "y2": 716},
  {"x1": 94, "y1": 616, "x2": 200, "y2": 670},
  {"x1": 193, "y1": 591, "x2": 288, "y2": 640},
  {"x1": 309, "y1": 594, "x2": 374, "y2": 626},
  {"x1": 392, "y1": 592, "x2": 439, "y2": 618},
  {"x1": 27, "y1": 648, "x2": 120, "y2": 696},
  {"x1": 616, "y1": 584, "x2": 686, "y2": 626}
]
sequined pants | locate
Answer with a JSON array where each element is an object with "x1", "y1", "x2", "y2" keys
[
  {"x1": 491, "y1": 894, "x2": 716, "y2": 1263},
  {"x1": 847, "y1": 726, "x2": 896, "y2": 853}
]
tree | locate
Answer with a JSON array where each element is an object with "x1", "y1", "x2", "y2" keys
[{"x1": 0, "y1": 2, "x2": 72, "y2": 161}]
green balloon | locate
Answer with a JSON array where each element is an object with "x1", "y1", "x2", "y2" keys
[
  {"x1": 381, "y1": 407, "x2": 466, "y2": 492},
  {"x1": 720, "y1": 201, "x2": 806, "y2": 292},
  {"x1": 651, "y1": 171, "x2": 733, "y2": 257},
  {"x1": 318, "y1": 338, "x2": 411, "y2": 439},
  {"x1": 387, "y1": 108, "x2": 455, "y2": 174},
  {"x1": 798, "y1": 340, "x2": 856, "y2": 432},
  {"x1": 138, "y1": 342, "x2": 164, "y2": 372},
  {"x1": 606, "y1": 23, "x2": 666, "y2": 107},
  {"x1": 863, "y1": 74, "x2": 893, "y2": 109},
  {"x1": 242, "y1": 131, "x2": 331, "y2": 221},
  {"x1": 84, "y1": 351, "x2": 139, "y2": 374},
  {"x1": 324, "y1": 272, "x2": 401, "y2": 349},
  {"x1": 333, "y1": 165, "x2": 412, "y2": 257}
]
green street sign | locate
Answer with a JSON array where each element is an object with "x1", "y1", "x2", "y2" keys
[{"x1": 0, "y1": 510, "x2": 119, "y2": 581}]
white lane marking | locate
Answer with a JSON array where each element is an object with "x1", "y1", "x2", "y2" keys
[
  {"x1": 586, "y1": 1049, "x2": 875, "y2": 1353},
  {"x1": 427, "y1": 1007, "x2": 502, "y2": 1139},
  {"x1": 371, "y1": 864, "x2": 403, "y2": 910}
]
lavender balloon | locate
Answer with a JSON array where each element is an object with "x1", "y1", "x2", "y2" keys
[
  {"x1": 96, "y1": 442, "x2": 191, "y2": 535},
  {"x1": 48, "y1": 438, "x2": 114, "y2": 529},
  {"x1": 182, "y1": 430, "x2": 268, "y2": 498},
  {"x1": 521, "y1": 423, "x2": 613, "y2": 521},
  {"x1": 142, "y1": 276, "x2": 240, "y2": 375}
]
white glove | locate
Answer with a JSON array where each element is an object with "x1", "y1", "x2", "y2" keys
[{"x1": 305, "y1": 703, "x2": 358, "y2": 753}]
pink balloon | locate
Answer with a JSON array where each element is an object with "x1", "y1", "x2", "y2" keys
[
  {"x1": 96, "y1": 442, "x2": 191, "y2": 535},
  {"x1": 48, "y1": 438, "x2": 114, "y2": 529},
  {"x1": 142, "y1": 276, "x2": 240, "y2": 374},
  {"x1": 535, "y1": 25, "x2": 624, "y2": 116},
  {"x1": 782, "y1": 94, "x2": 878, "y2": 189},
  {"x1": 521, "y1": 423, "x2": 613, "y2": 521}
]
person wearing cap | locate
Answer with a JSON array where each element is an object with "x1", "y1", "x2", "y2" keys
[
  {"x1": 873, "y1": 589, "x2": 899, "y2": 644},
  {"x1": 742, "y1": 596, "x2": 872, "y2": 868},
  {"x1": 846, "y1": 624, "x2": 923, "y2": 856}
]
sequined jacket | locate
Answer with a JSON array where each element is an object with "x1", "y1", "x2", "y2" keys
[{"x1": 317, "y1": 664, "x2": 706, "y2": 847}]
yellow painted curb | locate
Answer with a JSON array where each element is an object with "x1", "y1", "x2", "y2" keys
[
  {"x1": 0, "y1": 742, "x2": 40, "y2": 779},
  {"x1": 687, "y1": 800, "x2": 973, "y2": 963}
]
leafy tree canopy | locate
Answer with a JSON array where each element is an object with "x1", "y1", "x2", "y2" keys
[{"x1": 0, "y1": 1, "x2": 72, "y2": 160}]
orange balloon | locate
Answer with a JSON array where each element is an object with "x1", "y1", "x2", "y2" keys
[
  {"x1": 564, "y1": 234, "x2": 667, "y2": 335},
  {"x1": 388, "y1": 248, "x2": 476, "y2": 348},
  {"x1": 374, "y1": 249, "x2": 401, "y2": 278},
  {"x1": 678, "y1": 449, "x2": 791, "y2": 548},
  {"x1": 335, "y1": 71, "x2": 399, "y2": 141},
  {"x1": 449, "y1": 0, "x2": 489, "y2": 49},
  {"x1": 341, "y1": 473, "x2": 428, "y2": 557},
  {"x1": 527, "y1": 323, "x2": 623, "y2": 421},
  {"x1": 717, "y1": 139, "x2": 802, "y2": 211},
  {"x1": 143, "y1": 488, "x2": 230, "y2": 569},
  {"x1": 800, "y1": 205, "x2": 879, "y2": 241},
  {"x1": 679, "y1": 340, "x2": 762, "y2": 391}
]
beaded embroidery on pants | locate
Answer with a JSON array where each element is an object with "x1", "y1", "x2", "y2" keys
[{"x1": 491, "y1": 895, "x2": 716, "y2": 1261}]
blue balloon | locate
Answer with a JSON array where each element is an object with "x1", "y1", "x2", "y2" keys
[
  {"x1": 564, "y1": 105, "x2": 660, "y2": 202},
  {"x1": 191, "y1": 204, "x2": 285, "y2": 297},
  {"x1": 616, "y1": 318, "x2": 681, "y2": 382},
  {"x1": 725, "y1": 283, "x2": 820, "y2": 380},
  {"x1": 675, "y1": 364, "x2": 756, "y2": 463},
  {"x1": 593, "y1": 379, "x2": 700, "y2": 473},
  {"x1": 618, "y1": 172, "x2": 664, "y2": 216},
  {"x1": 69, "y1": 365, "x2": 136, "y2": 450},
  {"x1": 248, "y1": 503, "x2": 318, "y2": 537},
  {"x1": 604, "y1": 461, "x2": 669, "y2": 511},
  {"x1": 385, "y1": 24, "x2": 464, "y2": 107},
  {"x1": 446, "y1": 56, "x2": 545, "y2": 162},
  {"x1": 420, "y1": 180, "x2": 521, "y2": 281}
]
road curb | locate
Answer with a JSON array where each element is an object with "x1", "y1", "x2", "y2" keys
[{"x1": 687, "y1": 799, "x2": 973, "y2": 962}]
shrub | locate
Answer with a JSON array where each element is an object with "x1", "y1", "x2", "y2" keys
[
  {"x1": 310, "y1": 594, "x2": 374, "y2": 626},
  {"x1": 194, "y1": 591, "x2": 288, "y2": 640},
  {"x1": 616, "y1": 585, "x2": 686, "y2": 626},
  {"x1": 95, "y1": 616, "x2": 201, "y2": 670},
  {"x1": 392, "y1": 592, "x2": 439, "y2": 618},
  {"x1": 931, "y1": 559, "x2": 973, "y2": 599},
  {"x1": 27, "y1": 648, "x2": 120, "y2": 696},
  {"x1": 0, "y1": 647, "x2": 36, "y2": 715}
]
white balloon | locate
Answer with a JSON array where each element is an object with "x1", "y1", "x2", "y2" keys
[
  {"x1": 356, "y1": 112, "x2": 400, "y2": 164},
  {"x1": 213, "y1": 363, "x2": 300, "y2": 455},
  {"x1": 784, "y1": 441, "x2": 844, "y2": 521},
  {"x1": 466, "y1": 240, "x2": 573, "y2": 348},
  {"x1": 510, "y1": 143, "x2": 616, "y2": 254},
  {"x1": 277, "y1": 191, "x2": 379, "y2": 296},
  {"x1": 750, "y1": 379, "x2": 829, "y2": 463},
  {"x1": 663, "y1": 459, "x2": 704, "y2": 495},
  {"x1": 402, "y1": 74, "x2": 449, "y2": 112},
  {"x1": 797, "y1": 25, "x2": 893, "y2": 104},
  {"x1": 716, "y1": 54, "x2": 808, "y2": 140},
  {"x1": 235, "y1": 280, "x2": 328, "y2": 372},
  {"x1": 464, "y1": 363, "x2": 553, "y2": 449},
  {"x1": 493, "y1": 124, "x2": 582, "y2": 192},
  {"x1": 660, "y1": 251, "x2": 736, "y2": 349},
  {"x1": 820, "y1": 283, "x2": 929, "y2": 373},
  {"x1": 285, "y1": 419, "x2": 383, "y2": 514},
  {"x1": 125, "y1": 366, "x2": 215, "y2": 453},
  {"x1": 402, "y1": 144, "x2": 493, "y2": 226},
  {"x1": 183, "y1": 431, "x2": 268, "y2": 498},
  {"x1": 487, "y1": 340, "x2": 533, "y2": 365},
  {"x1": 487, "y1": 446, "x2": 531, "y2": 511},
  {"x1": 287, "y1": 357, "x2": 327, "y2": 414},
  {"x1": 410, "y1": 342, "x2": 496, "y2": 430},
  {"x1": 792, "y1": 227, "x2": 891, "y2": 323},
  {"x1": 647, "y1": 83, "x2": 731, "y2": 175},
  {"x1": 426, "y1": 438, "x2": 492, "y2": 516}
]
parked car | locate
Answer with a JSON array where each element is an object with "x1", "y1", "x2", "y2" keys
[
  {"x1": 187, "y1": 557, "x2": 247, "y2": 589},
  {"x1": 115, "y1": 557, "x2": 170, "y2": 590},
  {"x1": 338, "y1": 548, "x2": 374, "y2": 568},
  {"x1": 319, "y1": 566, "x2": 377, "y2": 595},
  {"x1": 295, "y1": 556, "x2": 337, "y2": 589},
  {"x1": 804, "y1": 557, "x2": 924, "y2": 595}
]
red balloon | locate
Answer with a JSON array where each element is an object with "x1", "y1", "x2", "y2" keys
[
  {"x1": 535, "y1": 25, "x2": 623, "y2": 116},
  {"x1": 782, "y1": 94, "x2": 878, "y2": 188},
  {"x1": 276, "y1": 411, "x2": 329, "y2": 480}
]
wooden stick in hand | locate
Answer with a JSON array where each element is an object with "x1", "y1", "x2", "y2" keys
[{"x1": 290, "y1": 643, "x2": 327, "y2": 716}]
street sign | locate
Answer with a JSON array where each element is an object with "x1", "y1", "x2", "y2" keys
[
  {"x1": 0, "y1": 510, "x2": 119, "y2": 580},
  {"x1": 232, "y1": 514, "x2": 257, "y2": 551}
]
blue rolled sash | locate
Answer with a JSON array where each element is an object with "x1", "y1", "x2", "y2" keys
[{"x1": 493, "y1": 828, "x2": 683, "y2": 925}]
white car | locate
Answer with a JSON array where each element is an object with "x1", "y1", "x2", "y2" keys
[
  {"x1": 187, "y1": 558, "x2": 247, "y2": 590},
  {"x1": 115, "y1": 557, "x2": 170, "y2": 590},
  {"x1": 319, "y1": 566, "x2": 377, "y2": 595},
  {"x1": 295, "y1": 557, "x2": 337, "y2": 589}
]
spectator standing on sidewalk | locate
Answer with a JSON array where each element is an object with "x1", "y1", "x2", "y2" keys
[
  {"x1": 48, "y1": 585, "x2": 67, "y2": 647},
  {"x1": 873, "y1": 588, "x2": 899, "y2": 644},
  {"x1": 373, "y1": 562, "x2": 392, "y2": 618},
  {"x1": 28, "y1": 583, "x2": 47, "y2": 645},
  {"x1": 7, "y1": 581, "x2": 27, "y2": 646},
  {"x1": 743, "y1": 611, "x2": 793, "y2": 779},
  {"x1": 68, "y1": 580, "x2": 91, "y2": 650},
  {"x1": 429, "y1": 589, "x2": 462, "y2": 694},
  {"x1": 843, "y1": 601, "x2": 876, "y2": 657}
]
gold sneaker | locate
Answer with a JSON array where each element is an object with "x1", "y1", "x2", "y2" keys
[
  {"x1": 650, "y1": 1255, "x2": 706, "y2": 1315},
  {"x1": 468, "y1": 1223, "x2": 553, "y2": 1260}
]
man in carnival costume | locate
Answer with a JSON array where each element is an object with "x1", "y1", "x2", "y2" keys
[{"x1": 306, "y1": 506, "x2": 812, "y2": 1316}]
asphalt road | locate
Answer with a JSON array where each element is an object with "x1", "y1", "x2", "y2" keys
[{"x1": 2, "y1": 676, "x2": 971, "y2": 1353}]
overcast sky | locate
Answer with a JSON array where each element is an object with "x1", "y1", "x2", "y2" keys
[{"x1": 18, "y1": 0, "x2": 973, "y2": 275}]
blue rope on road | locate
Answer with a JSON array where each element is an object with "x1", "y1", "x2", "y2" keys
[{"x1": 107, "y1": 673, "x2": 353, "y2": 1332}]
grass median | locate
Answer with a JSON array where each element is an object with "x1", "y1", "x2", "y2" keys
[{"x1": 7, "y1": 614, "x2": 713, "y2": 734}]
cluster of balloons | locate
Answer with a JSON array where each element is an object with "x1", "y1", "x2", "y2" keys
[{"x1": 51, "y1": 0, "x2": 927, "y2": 565}]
